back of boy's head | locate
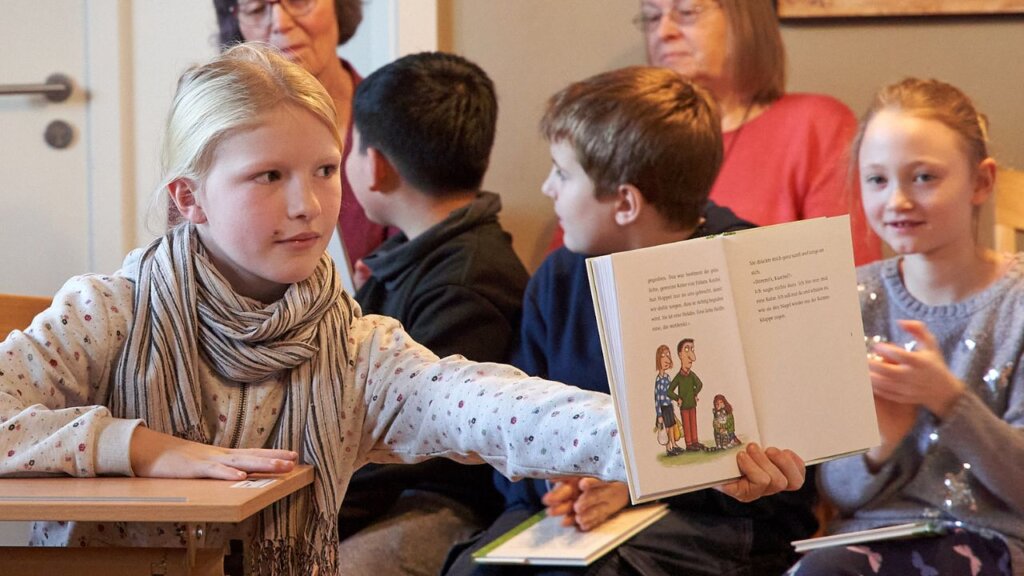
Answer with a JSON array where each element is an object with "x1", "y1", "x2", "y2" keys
[
  {"x1": 540, "y1": 66, "x2": 721, "y2": 230},
  {"x1": 160, "y1": 43, "x2": 340, "y2": 200},
  {"x1": 852, "y1": 77, "x2": 991, "y2": 172},
  {"x1": 352, "y1": 51, "x2": 497, "y2": 195}
]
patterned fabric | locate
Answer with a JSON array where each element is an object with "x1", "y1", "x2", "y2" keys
[
  {"x1": 1, "y1": 233, "x2": 628, "y2": 573},
  {"x1": 654, "y1": 373, "x2": 672, "y2": 414},
  {"x1": 113, "y1": 224, "x2": 350, "y2": 575},
  {"x1": 787, "y1": 528, "x2": 1012, "y2": 576}
]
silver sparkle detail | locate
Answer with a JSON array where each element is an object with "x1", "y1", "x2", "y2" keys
[
  {"x1": 942, "y1": 463, "x2": 977, "y2": 513},
  {"x1": 982, "y1": 363, "x2": 1013, "y2": 397}
]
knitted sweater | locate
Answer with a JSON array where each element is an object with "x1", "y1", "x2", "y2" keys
[{"x1": 821, "y1": 255, "x2": 1024, "y2": 574}]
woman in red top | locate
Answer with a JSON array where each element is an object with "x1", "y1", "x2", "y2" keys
[{"x1": 635, "y1": 0, "x2": 879, "y2": 264}]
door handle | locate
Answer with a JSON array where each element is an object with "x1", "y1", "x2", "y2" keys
[{"x1": 0, "y1": 73, "x2": 72, "y2": 102}]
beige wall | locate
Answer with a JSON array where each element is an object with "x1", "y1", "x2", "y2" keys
[
  {"x1": 446, "y1": 1, "x2": 643, "y2": 269},
  {"x1": 447, "y1": 3, "x2": 1024, "y2": 270},
  {"x1": 782, "y1": 18, "x2": 1024, "y2": 169}
]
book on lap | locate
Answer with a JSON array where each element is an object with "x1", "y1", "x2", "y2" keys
[
  {"x1": 473, "y1": 503, "x2": 669, "y2": 566},
  {"x1": 792, "y1": 521, "x2": 946, "y2": 553}
]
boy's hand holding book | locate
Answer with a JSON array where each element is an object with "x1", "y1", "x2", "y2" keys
[
  {"x1": 545, "y1": 444, "x2": 806, "y2": 533},
  {"x1": 716, "y1": 444, "x2": 805, "y2": 503}
]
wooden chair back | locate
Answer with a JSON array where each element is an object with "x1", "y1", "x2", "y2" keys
[
  {"x1": 0, "y1": 293, "x2": 52, "y2": 340},
  {"x1": 992, "y1": 168, "x2": 1024, "y2": 253}
]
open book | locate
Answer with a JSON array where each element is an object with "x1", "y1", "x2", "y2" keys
[
  {"x1": 587, "y1": 217, "x2": 880, "y2": 503},
  {"x1": 473, "y1": 503, "x2": 669, "y2": 566}
]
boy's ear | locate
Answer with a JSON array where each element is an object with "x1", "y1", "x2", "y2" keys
[
  {"x1": 168, "y1": 178, "x2": 207, "y2": 224},
  {"x1": 368, "y1": 147, "x2": 400, "y2": 192},
  {"x1": 971, "y1": 158, "x2": 997, "y2": 206},
  {"x1": 613, "y1": 183, "x2": 645, "y2": 226}
]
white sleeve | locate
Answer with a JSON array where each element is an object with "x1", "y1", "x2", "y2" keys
[
  {"x1": 0, "y1": 274, "x2": 143, "y2": 477},
  {"x1": 349, "y1": 313, "x2": 625, "y2": 483}
]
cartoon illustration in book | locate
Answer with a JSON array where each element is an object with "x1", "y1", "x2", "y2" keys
[
  {"x1": 668, "y1": 338, "x2": 706, "y2": 451},
  {"x1": 653, "y1": 344, "x2": 684, "y2": 456},
  {"x1": 711, "y1": 394, "x2": 742, "y2": 449}
]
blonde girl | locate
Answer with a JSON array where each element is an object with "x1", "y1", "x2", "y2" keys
[
  {"x1": 789, "y1": 78, "x2": 1024, "y2": 576},
  {"x1": 0, "y1": 44, "x2": 800, "y2": 575}
]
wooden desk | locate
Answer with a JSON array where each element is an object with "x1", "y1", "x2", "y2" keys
[{"x1": 0, "y1": 465, "x2": 313, "y2": 576}]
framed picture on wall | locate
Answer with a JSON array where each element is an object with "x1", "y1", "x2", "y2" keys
[{"x1": 778, "y1": 0, "x2": 1024, "y2": 18}]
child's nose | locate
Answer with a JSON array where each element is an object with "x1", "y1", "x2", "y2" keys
[
  {"x1": 541, "y1": 177, "x2": 557, "y2": 200},
  {"x1": 886, "y1": 185, "x2": 913, "y2": 210},
  {"x1": 287, "y1": 182, "x2": 321, "y2": 219}
]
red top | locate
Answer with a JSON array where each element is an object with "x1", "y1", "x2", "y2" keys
[
  {"x1": 711, "y1": 93, "x2": 880, "y2": 265},
  {"x1": 338, "y1": 59, "x2": 390, "y2": 268}
]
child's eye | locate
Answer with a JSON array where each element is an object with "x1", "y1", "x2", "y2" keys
[
  {"x1": 316, "y1": 164, "x2": 339, "y2": 178},
  {"x1": 254, "y1": 170, "x2": 282, "y2": 184},
  {"x1": 913, "y1": 173, "x2": 936, "y2": 184},
  {"x1": 864, "y1": 175, "x2": 887, "y2": 187}
]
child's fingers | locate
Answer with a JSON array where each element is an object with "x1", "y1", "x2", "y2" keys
[
  {"x1": 544, "y1": 500, "x2": 575, "y2": 519},
  {"x1": 572, "y1": 482, "x2": 630, "y2": 530},
  {"x1": 577, "y1": 477, "x2": 606, "y2": 491},
  {"x1": 867, "y1": 359, "x2": 911, "y2": 386},
  {"x1": 744, "y1": 443, "x2": 790, "y2": 494},
  {"x1": 541, "y1": 478, "x2": 582, "y2": 508},
  {"x1": 870, "y1": 342, "x2": 914, "y2": 365},
  {"x1": 896, "y1": 319, "x2": 939, "y2": 351},
  {"x1": 228, "y1": 448, "x2": 299, "y2": 461},
  {"x1": 201, "y1": 462, "x2": 250, "y2": 481},
  {"x1": 764, "y1": 447, "x2": 805, "y2": 491},
  {"x1": 216, "y1": 453, "x2": 296, "y2": 473}
]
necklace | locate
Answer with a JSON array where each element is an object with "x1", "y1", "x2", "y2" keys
[{"x1": 722, "y1": 101, "x2": 755, "y2": 163}]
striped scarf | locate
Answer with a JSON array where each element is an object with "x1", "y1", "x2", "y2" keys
[{"x1": 112, "y1": 224, "x2": 349, "y2": 575}]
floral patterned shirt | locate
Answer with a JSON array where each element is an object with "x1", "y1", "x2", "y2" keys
[{"x1": 0, "y1": 272, "x2": 624, "y2": 549}]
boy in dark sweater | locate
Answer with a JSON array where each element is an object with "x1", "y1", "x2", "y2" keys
[
  {"x1": 444, "y1": 67, "x2": 814, "y2": 576},
  {"x1": 340, "y1": 52, "x2": 529, "y2": 576}
]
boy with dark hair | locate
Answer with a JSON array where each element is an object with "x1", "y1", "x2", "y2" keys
[
  {"x1": 339, "y1": 51, "x2": 529, "y2": 576},
  {"x1": 445, "y1": 66, "x2": 813, "y2": 576}
]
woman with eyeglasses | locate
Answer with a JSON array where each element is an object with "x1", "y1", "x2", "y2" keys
[
  {"x1": 637, "y1": 0, "x2": 880, "y2": 266},
  {"x1": 213, "y1": 0, "x2": 389, "y2": 277}
]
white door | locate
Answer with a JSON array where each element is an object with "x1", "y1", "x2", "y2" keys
[{"x1": 0, "y1": 0, "x2": 92, "y2": 296}]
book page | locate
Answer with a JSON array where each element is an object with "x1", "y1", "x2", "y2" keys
[
  {"x1": 722, "y1": 217, "x2": 879, "y2": 463},
  {"x1": 595, "y1": 237, "x2": 762, "y2": 502}
]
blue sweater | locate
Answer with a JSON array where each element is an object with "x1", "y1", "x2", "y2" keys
[{"x1": 500, "y1": 202, "x2": 818, "y2": 555}]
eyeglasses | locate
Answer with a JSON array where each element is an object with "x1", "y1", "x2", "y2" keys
[
  {"x1": 632, "y1": 2, "x2": 718, "y2": 33},
  {"x1": 233, "y1": 0, "x2": 317, "y2": 28}
]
